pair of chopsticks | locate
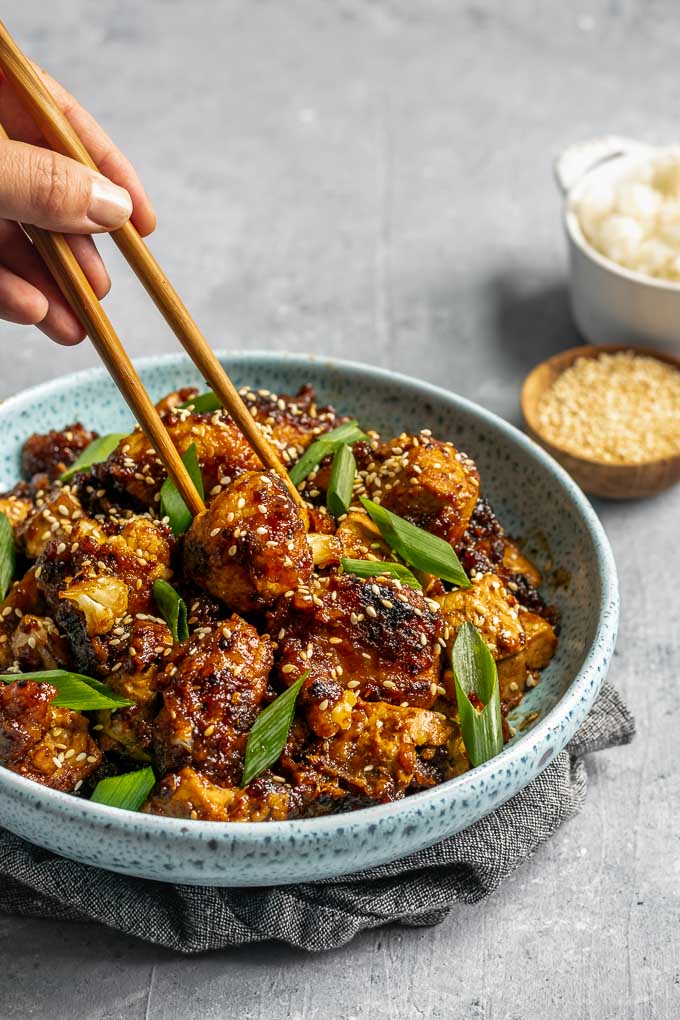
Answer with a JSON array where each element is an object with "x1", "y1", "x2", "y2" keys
[{"x1": 0, "y1": 19, "x2": 305, "y2": 518}]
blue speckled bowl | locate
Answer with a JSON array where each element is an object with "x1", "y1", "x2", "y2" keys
[{"x1": 0, "y1": 352, "x2": 618, "y2": 886}]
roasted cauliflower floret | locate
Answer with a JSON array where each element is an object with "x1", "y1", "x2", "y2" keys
[
  {"x1": 437, "y1": 573, "x2": 525, "y2": 661},
  {"x1": 306, "y1": 700, "x2": 453, "y2": 802},
  {"x1": 154, "y1": 387, "x2": 199, "y2": 415},
  {"x1": 356, "y1": 433, "x2": 480, "y2": 546},
  {"x1": 456, "y1": 498, "x2": 553, "y2": 620},
  {"x1": 0, "y1": 678, "x2": 101, "y2": 791},
  {"x1": 153, "y1": 616, "x2": 274, "y2": 782},
  {"x1": 183, "y1": 471, "x2": 313, "y2": 614},
  {"x1": 21, "y1": 423, "x2": 97, "y2": 483},
  {"x1": 101, "y1": 409, "x2": 261, "y2": 508},
  {"x1": 239, "y1": 383, "x2": 350, "y2": 467},
  {"x1": 519, "y1": 608, "x2": 558, "y2": 670},
  {"x1": 0, "y1": 567, "x2": 51, "y2": 671},
  {"x1": 0, "y1": 491, "x2": 32, "y2": 530},
  {"x1": 270, "y1": 572, "x2": 442, "y2": 738},
  {"x1": 37, "y1": 516, "x2": 172, "y2": 675},
  {"x1": 143, "y1": 766, "x2": 294, "y2": 821},
  {"x1": 8, "y1": 614, "x2": 69, "y2": 672},
  {"x1": 15, "y1": 485, "x2": 86, "y2": 560},
  {"x1": 94, "y1": 618, "x2": 174, "y2": 761}
]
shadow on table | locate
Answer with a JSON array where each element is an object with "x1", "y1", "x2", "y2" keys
[{"x1": 486, "y1": 269, "x2": 580, "y2": 377}]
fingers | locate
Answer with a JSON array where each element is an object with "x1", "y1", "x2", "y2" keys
[
  {"x1": 0, "y1": 220, "x2": 110, "y2": 345},
  {"x1": 0, "y1": 64, "x2": 156, "y2": 236},
  {"x1": 0, "y1": 263, "x2": 48, "y2": 325},
  {"x1": 0, "y1": 139, "x2": 132, "y2": 234},
  {"x1": 66, "y1": 235, "x2": 111, "y2": 299}
]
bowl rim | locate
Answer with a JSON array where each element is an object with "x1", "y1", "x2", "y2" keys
[
  {"x1": 521, "y1": 342, "x2": 680, "y2": 472},
  {"x1": 563, "y1": 145, "x2": 680, "y2": 293},
  {"x1": 0, "y1": 350, "x2": 620, "y2": 839}
]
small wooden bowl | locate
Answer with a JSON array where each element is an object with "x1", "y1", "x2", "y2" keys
[{"x1": 521, "y1": 343, "x2": 680, "y2": 499}]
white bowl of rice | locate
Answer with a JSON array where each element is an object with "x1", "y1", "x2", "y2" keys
[{"x1": 558, "y1": 137, "x2": 680, "y2": 351}]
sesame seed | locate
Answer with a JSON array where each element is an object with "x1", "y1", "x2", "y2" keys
[{"x1": 366, "y1": 606, "x2": 378, "y2": 619}]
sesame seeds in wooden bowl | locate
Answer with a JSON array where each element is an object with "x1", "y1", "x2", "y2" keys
[{"x1": 521, "y1": 344, "x2": 680, "y2": 498}]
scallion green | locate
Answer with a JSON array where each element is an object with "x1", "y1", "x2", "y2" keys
[
  {"x1": 452, "y1": 622, "x2": 503, "y2": 767},
  {"x1": 179, "y1": 391, "x2": 221, "y2": 413},
  {"x1": 0, "y1": 512, "x2": 15, "y2": 601},
  {"x1": 152, "y1": 578, "x2": 189, "y2": 643},
  {"x1": 360, "y1": 497, "x2": 470, "y2": 588},
  {"x1": 159, "y1": 443, "x2": 204, "y2": 535},
  {"x1": 60, "y1": 433, "x2": 127, "y2": 482},
  {"x1": 340, "y1": 557, "x2": 421, "y2": 589},
  {"x1": 0, "y1": 669, "x2": 134, "y2": 711},
  {"x1": 241, "y1": 671, "x2": 309, "y2": 787},
  {"x1": 289, "y1": 421, "x2": 368, "y2": 487},
  {"x1": 90, "y1": 766, "x2": 156, "y2": 811},
  {"x1": 327, "y1": 443, "x2": 356, "y2": 517}
]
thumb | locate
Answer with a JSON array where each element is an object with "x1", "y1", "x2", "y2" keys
[{"x1": 0, "y1": 139, "x2": 133, "y2": 233}]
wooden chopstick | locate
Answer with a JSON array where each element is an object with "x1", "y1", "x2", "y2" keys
[
  {"x1": 0, "y1": 120, "x2": 205, "y2": 517},
  {"x1": 0, "y1": 19, "x2": 306, "y2": 515}
]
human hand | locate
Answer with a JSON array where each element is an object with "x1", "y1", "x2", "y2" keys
[{"x1": 0, "y1": 63, "x2": 156, "y2": 344}]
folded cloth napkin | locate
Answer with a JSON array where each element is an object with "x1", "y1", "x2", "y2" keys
[{"x1": 0, "y1": 682, "x2": 634, "y2": 953}]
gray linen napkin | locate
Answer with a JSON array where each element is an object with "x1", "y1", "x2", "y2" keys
[{"x1": 0, "y1": 682, "x2": 634, "y2": 953}]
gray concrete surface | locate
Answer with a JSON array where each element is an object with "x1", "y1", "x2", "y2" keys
[{"x1": 0, "y1": 1, "x2": 678, "y2": 1017}]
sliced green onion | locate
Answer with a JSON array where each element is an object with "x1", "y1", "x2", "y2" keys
[
  {"x1": 327, "y1": 443, "x2": 356, "y2": 518},
  {"x1": 0, "y1": 669, "x2": 134, "y2": 711},
  {"x1": 90, "y1": 766, "x2": 156, "y2": 811},
  {"x1": 179, "y1": 391, "x2": 221, "y2": 413},
  {"x1": 241, "y1": 670, "x2": 309, "y2": 787},
  {"x1": 340, "y1": 557, "x2": 421, "y2": 589},
  {"x1": 289, "y1": 421, "x2": 368, "y2": 487},
  {"x1": 360, "y1": 497, "x2": 470, "y2": 588},
  {"x1": 60, "y1": 433, "x2": 128, "y2": 482},
  {"x1": 0, "y1": 512, "x2": 15, "y2": 601},
  {"x1": 159, "y1": 443, "x2": 204, "y2": 535},
  {"x1": 152, "y1": 578, "x2": 188, "y2": 643},
  {"x1": 452, "y1": 622, "x2": 503, "y2": 767}
]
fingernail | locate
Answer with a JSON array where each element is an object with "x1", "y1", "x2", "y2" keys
[{"x1": 87, "y1": 177, "x2": 133, "y2": 229}]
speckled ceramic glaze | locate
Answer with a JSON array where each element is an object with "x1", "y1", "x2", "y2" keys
[{"x1": 0, "y1": 352, "x2": 618, "y2": 886}]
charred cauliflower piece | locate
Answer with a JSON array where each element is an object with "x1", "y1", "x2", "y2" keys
[
  {"x1": 154, "y1": 387, "x2": 199, "y2": 415},
  {"x1": 239, "y1": 383, "x2": 350, "y2": 468},
  {"x1": 102, "y1": 408, "x2": 261, "y2": 508},
  {"x1": 21, "y1": 423, "x2": 97, "y2": 483},
  {"x1": 306, "y1": 700, "x2": 452, "y2": 802},
  {"x1": 153, "y1": 616, "x2": 273, "y2": 782},
  {"x1": 438, "y1": 576, "x2": 557, "y2": 709},
  {"x1": 7, "y1": 615, "x2": 69, "y2": 673},
  {"x1": 270, "y1": 572, "x2": 443, "y2": 738},
  {"x1": 355, "y1": 433, "x2": 480, "y2": 546},
  {"x1": 183, "y1": 471, "x2": 312, "y2": 614},
  {"x1": 95, "y1": 617, "x2": 174, "y2": 761},
  {"x1": 437, "y1": 573, "x2": 525, "y2": 661},
  {"x1": 0, "y1": 678, "x2": 101, "y2": 791},
  {"x1": 0, "y1": 491, "x2": 32, "y2": 530},
  {"x1": 143, "y1": 766, "x2": 294, "y2": 821},
  {"x1": 15, "y1": 485, "x2": 86, "y2": 560},
  {"x1": 0, "y1": 567, "x2": 56, "y2": 671},
  {"x1": 37, "y1": 516, "x2": 172, "y2": 675},
  {"x1": 456, "y1": 498, "x2": 552, "y2": 619}
]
